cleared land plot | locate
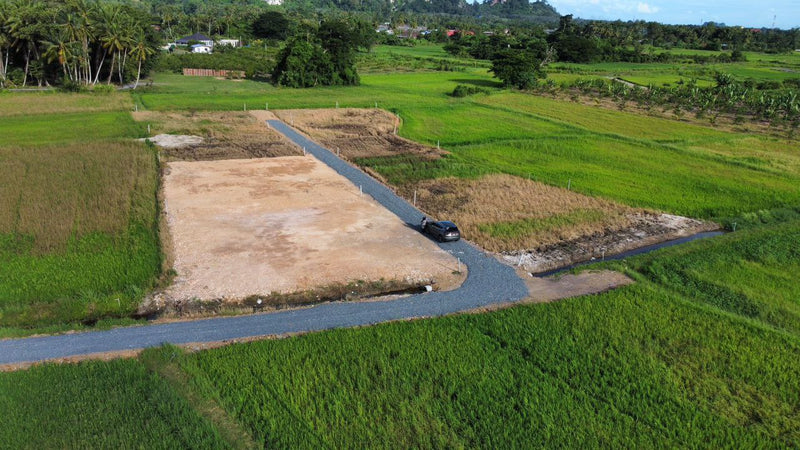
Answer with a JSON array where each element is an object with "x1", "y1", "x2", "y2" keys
[
  {"x1": 134, "y1": 110, "x2": 299, "y2": 160},
  {"x1": 162, "y1": 156, "x2": 462, "y2": 302},
  {"x1": 274, "y1": 108, "x2": 443, "y2": 160}
]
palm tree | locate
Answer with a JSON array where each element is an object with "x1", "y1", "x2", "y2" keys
[
  {"x1": 7, "y1": 1, "x2": 49, "y2": 86},
  {"x1": 93, "y1": 3, "x2": 122, "y2": 84},
  {"x1": 130, "y1": 30, "x2": 154, "y2": 89},
  {"x1": 0, "y1": 2, "x2": 11, "y2": 88},
  {"x1": 61, "y1": 0, "x2": 97, "y2": 85},
  {"x1": 99, "y1": 9, "x2": 128, "y2": 85},
  {"x1": 43, "y1": 28, "x2": 76, "y2": 81}
]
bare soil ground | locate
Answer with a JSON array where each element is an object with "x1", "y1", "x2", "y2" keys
[
  {"x1": 133, "y1": 111, "x2": 300, "y2": 160},
  {"x1": 158, "y1": 156, "x2": 463, "y2": 307},
  {"x1": 523, "y1": 270, "x2": 634, "y2": 303},
  {"x1": 273, "y1": 108, "x2": 446, "y2": 160}
]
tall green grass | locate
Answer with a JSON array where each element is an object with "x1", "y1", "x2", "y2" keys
[
  {"x1": 0, "y1": 359, "x2": 229, "y2": 448},
  {"x1": 0, "y1": 142, "x2": 160, "y2": 332},
  {"x1": 0, "y1": 112, "x2": 146, "y2": 147},
  {"x1": 626, "y1": 220, "x2": 800, "y2": 336}
]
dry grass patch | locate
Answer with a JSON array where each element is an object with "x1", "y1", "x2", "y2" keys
[
  {"x1": 274, "y1": 108, "x2": 445, "y2": 160},
  {"x1": 401, "y1": 174, "x2": 638, "y2": 253},
  {"x1": 0, "y1": 142, "x2": 155, "y2": 253},
  {"x1": 133, "y1": 111, "x2": 299, "y2": 161},
  {"x1": 0, "y1": 91, "x2": 133, "y2": 117}
]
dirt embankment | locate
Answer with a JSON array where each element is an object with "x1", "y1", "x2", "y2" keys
[{"x1": 503, "y1": 213, "x2": 717, "y2": 274}]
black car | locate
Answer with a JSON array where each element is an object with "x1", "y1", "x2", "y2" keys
[{"x1": 422, "y1": 220, "x2": 461, "y2": 242}]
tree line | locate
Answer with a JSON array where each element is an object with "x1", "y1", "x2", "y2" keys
[{"x1": 0, "y1": 0, "x2": 160, "y2": 89}]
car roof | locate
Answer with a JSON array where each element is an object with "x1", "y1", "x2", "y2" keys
[{"x1": 438, "y1": 221, "x2": 458, "y2": 228}]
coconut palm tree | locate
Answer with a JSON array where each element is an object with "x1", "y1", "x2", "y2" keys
[
  {"x1": 130, "y1": 30, "x2": 154, "y2": 89},
  {"x1": 0, "y1": 2, "x2": 11, "y2": 88},
  {"x1": 7, "y1": 1, "x2": 49, "y2": 86},
  {"x1": 43, "y1": 28, "x2": 76, "y2": 81}
]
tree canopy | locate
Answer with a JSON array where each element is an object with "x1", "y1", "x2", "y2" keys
[
  {"x1": 272, "y1": 16, "x2": 374, "y2": 88},
  {"x1": 0, "y1": 0, "x2": 160, "y2": 88}
]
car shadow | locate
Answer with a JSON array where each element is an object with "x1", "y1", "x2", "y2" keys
[{"x1": 401, "y1": 221, "x2": 441, "y2": 243}]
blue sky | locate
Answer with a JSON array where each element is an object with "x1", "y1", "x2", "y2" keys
[{"x1": 545, "y1": 0, "x2": 800, "y2": 29}]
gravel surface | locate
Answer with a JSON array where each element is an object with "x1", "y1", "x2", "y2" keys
[{"x1": 0, "y1": 120, "x2": 528, "y2": 365}]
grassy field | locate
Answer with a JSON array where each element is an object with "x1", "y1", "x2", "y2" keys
[
  {"x1": 0, "y1": 93, "x2": 159, "y2": 335},
  {"x1": 624, "y1": 219, "x2": 800, "y2": 336},
  {"x1": 136, "y1": 63, "x2": 800, "y2": 222},
  {"x1": 548, "y1": 48, "x2": 800, "y2": 86},
  {"x1": 0, "y1": 358, "x2": 229, "y2": 448}
]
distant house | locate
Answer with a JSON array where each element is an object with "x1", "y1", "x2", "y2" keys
[
  {"x1": 217, "y1": 39, "x2": 241, "y2": 48},
  {"x1": 177, "y1": 33, "x2": 213, "y2": 46},
  {"x1": 191, "y1": 44, "x2": 212, "y2": 54},
  {"x1": 394, "y1": 25, "x2": 427, "y2": 39}
]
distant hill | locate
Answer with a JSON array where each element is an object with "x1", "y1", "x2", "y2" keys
[{"x1": 282, "y1": 0, "x2": 561, "y2": 22}]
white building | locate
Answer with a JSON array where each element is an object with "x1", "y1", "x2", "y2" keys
[{"x1": 191, "y1": 44, "x2": 212, "y2": 54}]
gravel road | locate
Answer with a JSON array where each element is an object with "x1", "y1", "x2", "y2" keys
[{"x1": 0, "y1": 120, "x2": 528, "y2": 365}]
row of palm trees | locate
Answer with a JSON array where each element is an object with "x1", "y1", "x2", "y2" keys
[{"x1": 0, "y1": 0, "x2": 157, "y2": 88}]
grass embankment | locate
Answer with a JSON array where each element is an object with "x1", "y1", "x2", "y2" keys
[
  {"x1": 623, "y1": 219, "x2": 800, "y2": 336},
  {"x1": 0, "y1": 92, "x2": 158, "y2": 335}
]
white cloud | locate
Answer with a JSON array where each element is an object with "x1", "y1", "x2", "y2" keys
[{"x1": 637, "y1": 2, "x2": 659, "y2": 13}]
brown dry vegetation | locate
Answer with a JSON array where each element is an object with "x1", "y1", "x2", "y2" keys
[
  {"x1": 399, "y1": 174, "x2": 639, "y2": 252},
  {"x1": 274, "y1": 108, "x2": 445, "y2": 160},
  {"x1": 0, "y1": 142, "x2": 155, "y2": 253},
  {"x1": 0, "y1": 92, "x2": 133, "y2": 117},
  {"x1": 133, "y1": 111, "x2": 299, "y2": 160}
]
